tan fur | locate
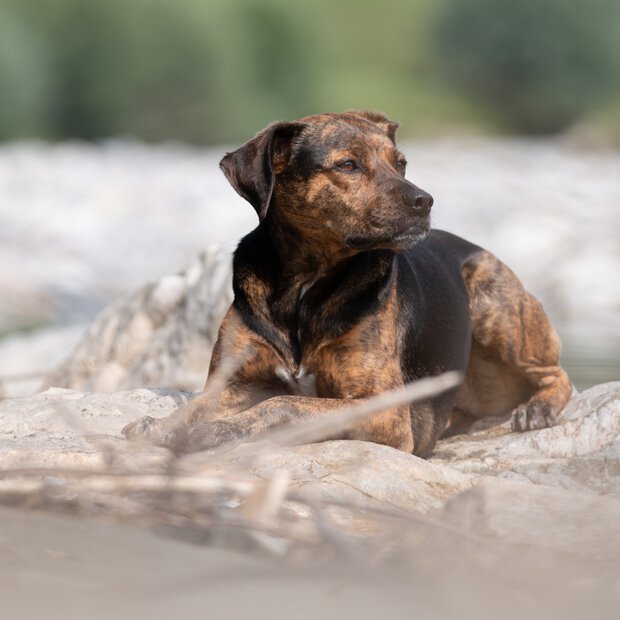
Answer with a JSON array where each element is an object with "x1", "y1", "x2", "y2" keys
[{"x1": 123, "y1": 112, "x2": 571, "y2": 455}]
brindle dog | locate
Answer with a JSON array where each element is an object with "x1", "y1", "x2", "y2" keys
[{"x1": 123, "y1": 110, "x2": 572, "y2": 458}]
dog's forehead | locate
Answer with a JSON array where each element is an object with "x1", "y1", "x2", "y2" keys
[
  {"x1": 302, "y1": 114, "x2": 387, "y2": 140},
  {"x1": 295, "y1": 115, "x2": 393, "y2": 157}
]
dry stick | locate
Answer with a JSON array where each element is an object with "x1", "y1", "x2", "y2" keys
[
  {"x1": 0, "y1": 458, "x2": 472, "y2": 540},
  {"x1": 241, "y1": 469, "x2": 291, "y2": 528},
  {"x1": 124, "y1": 319, "x2": 252, "y2": 472},
  {"x1": 0, "y1": 473, "x2": 255, "y2": 497},
  {"x1": 200, "y1": 342, "x2": 254, "y2": 410},
  {"x1": 159, "y1": 328, "x2": 253, "y2": 474},
  {"x1": 0, "y1": 466, "x2": 484, "y2": 556},
  {"x1": 0, "y1": 469, "x2": 481, "y2": 544},
  {"x1": 54, "y1": 399, "x2": 147, "y2": 469},
  {"x1": 0, "y1": 371, "x2": 464, "y2": 554},
  {"x1": 164, "y1": 312, "x2": 253, "y2": 430},
  {"x1": 219, "y1": 371, "x2": 463, "y2": 454},
  {"x1": 219, "y1": 371, "x2": 463, "y2": 549}
]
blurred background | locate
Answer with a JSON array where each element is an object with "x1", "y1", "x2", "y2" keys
[
  {"x1": 0, "y1": 0, "x2": 619, "y2": 395},
  {"x1": 2, "y1": 0, "x2": 620, "y2": 143}
]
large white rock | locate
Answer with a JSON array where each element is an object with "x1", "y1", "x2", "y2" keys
[
  {"x1": 1, "y1": 381, "x2": 619, "y2": 513},
  {"x1": 431, "y1": 381, "x2": 620, "y2": 493},
  {"x1": 1, "y1": 379, "x2": 620, "y2": 604},
  {"x1": 43, "y1": 248, "x2": 233, "y2": 393},
  {"x1": 181, "y1": 440, "x2": 476, "y2": 514},
  {"x1": 0, "y1": 387, "x2": 189, "y2": 470}
]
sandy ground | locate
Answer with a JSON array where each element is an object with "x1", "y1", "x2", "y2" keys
[
  {"x1": 0, "y1": 506, "x2": 433, "y2": 620},
  {"x1": 1, "y1": 505, "x2": 618, "y2": 620}
]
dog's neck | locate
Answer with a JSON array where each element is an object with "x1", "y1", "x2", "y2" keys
[
  {"x1": 234, "y1": 218, "x2": 396, "y2": 367},
  {"x1": 264, "y1": 211, "x2": 356, "y2": 287}
]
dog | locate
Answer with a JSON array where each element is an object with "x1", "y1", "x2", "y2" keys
[{"x1": 123, "y1": 110, "x2": 572, "y2": 458}]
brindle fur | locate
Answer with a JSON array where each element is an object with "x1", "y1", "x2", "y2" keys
[{"x1": 123, "y1": 111, "x2": 572, "y2": 457}]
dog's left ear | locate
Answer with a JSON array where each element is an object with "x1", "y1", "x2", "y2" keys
[
  {"x1": 345, "y1": 110, "x2": 399, "y2": 144},
  {"x1": 219, "y1": 121, "x2": 307, "y2": 220}
]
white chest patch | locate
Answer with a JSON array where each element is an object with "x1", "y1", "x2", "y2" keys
[{"x1": 275, "y1": 365, "x2": 317, "y2": 397}]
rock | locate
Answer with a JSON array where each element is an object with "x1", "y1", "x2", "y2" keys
[
  {"x1": 431, "y1": 382, "x2": 620, "y2": 494},
  {"x1": 181, "y1": 440, "x2": 476, "y2": 514},
  {"x1": 1, "y1": 382, "x2": 619, "y2": 509},
  {"x1": 0, "y1": 385, "x2": 474, "y2": 513},
  {"x1": 43, "y1": 247, "x2": 233, "y2": 393},
  {"x1": 1, "y1": 381, "x2": 620, "y2": 594},
  {"x1": 0, "y1": 386, "x2": 190, "y2": 470},
  {"x1": 438, "y1": 478, "x2": 620, "y2": 562}
]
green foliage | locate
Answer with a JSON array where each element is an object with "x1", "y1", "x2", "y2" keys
[
  {"x1": 0, "y1": 0, "x2": 618, "y2": 141},
  {"x1": 432, "y1": 0, "x2": 620, "y2": 134},
  {"x1": 0, "y1": 6, "x2": 55, "y2": 138},
  {"x1": 0, "y1": 0, "x2": 324, "y2": 142}
]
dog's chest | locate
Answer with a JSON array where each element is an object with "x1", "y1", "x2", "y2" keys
[
  {"x1": 266, "y1": 267, "x2": 386, "y2": 397},
  {"x1": 274, "y1": 364, "x2": 317, "y2": 397}
]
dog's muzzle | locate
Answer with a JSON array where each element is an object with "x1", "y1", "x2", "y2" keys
[{"x1": 401, "y1": 184, "x2": 433, "y2": 217}]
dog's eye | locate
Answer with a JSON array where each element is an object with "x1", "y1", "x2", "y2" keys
[
  {"x1": 396, "y1": 159, "x2": 407, "y2": 174},
  {"x1": 335, "y1": 160, "x2": 358, "y2": 172}
]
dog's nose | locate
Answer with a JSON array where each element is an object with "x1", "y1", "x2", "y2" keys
[{"x1": 401, "y1": 184, "x2": 433, "y2": 215}]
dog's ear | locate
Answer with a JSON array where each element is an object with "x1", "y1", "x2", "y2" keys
[
  {"x1": 345, "y1": 110, "x2": 399, "y2": 144},
  {"x1": 219, "y1": 121, "x2": 306, "y2": 220}
]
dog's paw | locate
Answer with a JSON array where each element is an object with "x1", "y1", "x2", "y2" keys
[
  {"x1": 510, "y1": 400, "x2": 554, "y2": 432},
  {"x1": 122, "y1": 414, "x2": 242, "y2": 453},
  {"x1": 122, "y1": 415, "x2": 166, "y2": 443}
]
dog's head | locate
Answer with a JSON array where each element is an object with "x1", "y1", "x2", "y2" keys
[{"x1": 220, "y1": 110, "x2": 433, "y2": 251}]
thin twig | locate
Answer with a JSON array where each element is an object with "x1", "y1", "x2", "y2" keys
[
  {"x1": 220, "y1": 371, "x2": 462, "y2": 454},
  {"x1": 0, "y1": 473, "x2": 255, "y2": 496}
]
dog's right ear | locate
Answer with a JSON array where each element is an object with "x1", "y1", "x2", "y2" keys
[{"x1": 219, "y1": 121, "x2": 306, "y2": 220}]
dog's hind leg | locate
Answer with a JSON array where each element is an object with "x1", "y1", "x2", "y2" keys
[{"x1": 458, "y1": 250, "x2": 573, "y2": 432}]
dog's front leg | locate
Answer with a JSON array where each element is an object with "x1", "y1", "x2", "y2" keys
[
  {"x1": 121, "y1": 385, "x2": 271, "y2": 452},
  {"x1": 167, "y1": 396, "x2": 414, "y2": 453}
]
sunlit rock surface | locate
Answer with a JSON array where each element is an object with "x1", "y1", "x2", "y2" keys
[
  {"x1": 1, "y1": 382, "x2": 618, "y2": 509},
  {"x1": 1, "y1": 381, "x2": 619, "y2": 610},
  {"x1": 43, "y1": 248, "x2": 232, "y2": 393}
]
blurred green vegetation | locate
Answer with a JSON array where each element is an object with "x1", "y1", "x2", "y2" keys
[
  {"x1": 433, "y1": 0, "x2": 620, "y2": 134},
  {"x1": 1, "y1": 0, "x2": 619, "y2": 143}
]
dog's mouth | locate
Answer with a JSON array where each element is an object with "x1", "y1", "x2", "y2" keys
[
  {"x1": 390, "y1": 228, "x2": 428, "y2": 248},
  {"x1": 346, "y1": 221, "x2": 430, "y2": 252}
]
